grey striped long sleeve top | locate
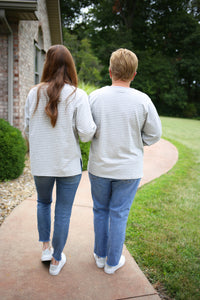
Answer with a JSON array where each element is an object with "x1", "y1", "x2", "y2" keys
[
  {"x1": 88, "y1": 86, "x2": 162, "y2": 179},
  {"x1": 25, "y1": 84, "x2": 96, "y2": 177}
]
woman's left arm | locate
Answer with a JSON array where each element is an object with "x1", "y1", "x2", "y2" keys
[
  {"x1": 76, "y1": 92, "x2": 97, "y2": 142},
  {"x1": 24, "y1": 94, "x2": 30, "y2": 141}
]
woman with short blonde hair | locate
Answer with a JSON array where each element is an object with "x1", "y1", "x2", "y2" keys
[{"x1": 88, "y1": 48, "x2": 161, "y2": 274}]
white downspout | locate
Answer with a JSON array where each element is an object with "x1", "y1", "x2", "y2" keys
[{"x1": 0, "y1": 10, "x2": 13, "y2": 125}]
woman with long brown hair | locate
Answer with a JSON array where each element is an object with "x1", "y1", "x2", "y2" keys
[{"x1": 25, "y1": 45, "x2": 96, "y2": 276}]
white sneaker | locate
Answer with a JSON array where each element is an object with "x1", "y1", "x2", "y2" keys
[
  {"x1": 94, "y1": 253, "x2": 106, "y2": 268},
  {"x1": 49, "y1": 253, "x2": 66, "y2": 276},
  {"x1": 41, "y1": 247, "x2": 53, "y2": 262},
  {"x1": 104, "y1": 255, "x2": 125, "y2": 274}
]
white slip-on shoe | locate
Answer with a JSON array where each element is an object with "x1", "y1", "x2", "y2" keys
[
  {"x1": 49, "y1": 253, "x2": 66, "y2": 276},
  {"x1": 104, "y1": 255, "x2": 125, "y2": 274},
  {"x1": 94, "y1": 253, "x2": 106, "y2": 268},
  {"x1": 41, "y1": 247, "x2": 53, "y2": 262}
]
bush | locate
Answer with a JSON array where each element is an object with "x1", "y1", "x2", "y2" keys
[
  {"x1": 0, "y1": 119, "x2": 27, "y2": 181},
  {"x1": 183, "y1": 103, "x2": 198, "y2": 118},
  {"x1": 79, "y1": 140, "x2": 90, "y2": 171}
]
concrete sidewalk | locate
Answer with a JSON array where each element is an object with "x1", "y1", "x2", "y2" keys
[{"x1": 0, "y1": 139, "x2": 178, "y2": 300}]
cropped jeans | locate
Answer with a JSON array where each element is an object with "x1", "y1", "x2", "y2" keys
[
  {"x1": 89, "y1": 173, "x2": 141, "y2": 267},
  {"x1": 34, "y1": 174, "x2": 81, "y2": 261}
]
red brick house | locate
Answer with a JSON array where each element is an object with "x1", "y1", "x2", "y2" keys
[{"x1": 0, "y1": 0, "x2": 62, "y2": 131}]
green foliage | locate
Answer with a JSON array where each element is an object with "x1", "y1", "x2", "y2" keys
[
  {"x1": 0, "y1": 119, "x2": 27, "y2": 182},
  {"x1": 132, "y1": 51, "x2": 188, "y2": 116},
  {"x1": 63, "y1": 29, "x2": 102, "y2": 85},
  {"x1": 183, "y1": 102, "x2": 199, "y2": 118},
  {"x1": 79, "y1": 140, "x2": 90, "y2": 171},
  {"x1": 79, "y1": 81, "x2": 98, "y2": 94},
  {"x1": 78, "y1": 39, "x2": 102, "y2": 85},
  {"x1": 60, "y1": 0, "x2": 93, "y2": 28},
  {"x1": 63, "y1": 27, "x2": 80, "y2": 67},
  {"x1": 61, "y1": 0, "x2": 200, "y2": 118}
]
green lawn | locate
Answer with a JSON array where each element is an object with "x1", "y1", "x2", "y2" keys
[
  {"x1": 126, "y1": 117, "x2": 200, "y2": 300},
  {"x1": 161, "y1": 117, "x2": 200, "y2": 162}
]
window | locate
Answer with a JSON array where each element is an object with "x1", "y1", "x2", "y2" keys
[
  {"x1": 34, "y1": 43, "x2": 40, "y2": 84},
  {"x1": 34, "y1": 28, "x2": 45, "y2": 84}
]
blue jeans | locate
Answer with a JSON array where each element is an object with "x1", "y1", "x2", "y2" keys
[
  {"x1": 89, "y1": 173, "x2": 141, "y2": 266},
  {"x1": 34, "y1": 174, "x2": 81, "y2": 261}
]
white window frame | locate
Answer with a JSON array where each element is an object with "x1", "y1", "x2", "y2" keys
[{"x1": 34, "y1": 42, "x2": 45, "y2": 84}]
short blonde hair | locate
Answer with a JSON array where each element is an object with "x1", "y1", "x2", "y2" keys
[{"x1": 109, "y1": 48, "x2": 138, "y2": 81}]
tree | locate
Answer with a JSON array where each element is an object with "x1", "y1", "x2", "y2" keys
[
  {"x1": 60, "y1": 0, "x2": 92, "y2": 27},
  {"x1": 60, "y1": 0, "x2": 200, "y2": 117},
  {"x1": 78, "y1": 38, "x2": 102, "y2": 84},
  {"x1": 148, "y1": 1, "x2": 200, "y2": 116},
  {"x1": 133, "y1": 51, "x2": 188, "y2": 116},
  {"x1": 63, "y1": 27, "x2": 80, "y2": 67},
  {"x1": 63, "y1": 28, "x2": 102, "y2": 84}
]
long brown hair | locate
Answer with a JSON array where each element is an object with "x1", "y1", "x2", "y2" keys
[{"x1": 34, "y1": 45, "x2": 78, "y2": 127}]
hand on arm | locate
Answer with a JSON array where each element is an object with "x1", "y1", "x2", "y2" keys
[{"x1": 76, "y1": 94, "x2": 96, "y2": 142}]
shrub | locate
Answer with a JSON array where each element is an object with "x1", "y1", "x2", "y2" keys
[
  {"x1": 0, "y1": 119, "x2": 27, "y2": 181},
  {"x1": 79, "y1": 140, "x2": 90, "y2": 171},
  {"x1": 183, "y1": 103, "x2": 198, "y2": 118}
]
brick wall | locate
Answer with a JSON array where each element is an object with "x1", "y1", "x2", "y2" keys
[
  {"x1": 17, "y1": 20, "x2": 38, "y2": 130},
  {"x1": 13, "y1": 23, "x2": 20, "y2": 128},
  {"x1": 0, "y1": 35, "x2": 8, "y2": 121},
  {"x1": 17, "y1": 0, "x2": 52, "y2": 131},
  {"x1": 0, "y1": 0, "x2": 52, "y2": 131}
]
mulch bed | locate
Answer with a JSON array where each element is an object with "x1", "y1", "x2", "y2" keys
[{"x1": 0, "y1": 155, "x2": 35, "y2": 226}]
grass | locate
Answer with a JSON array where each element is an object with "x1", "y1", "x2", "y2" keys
[
  {"x1": 161, "y1": 117, "x2": 200, "y2": 162},
  {"x1": 126, "y1": 117, "x2": 200, "y2": 300}
]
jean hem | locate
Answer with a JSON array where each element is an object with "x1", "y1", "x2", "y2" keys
[
  {"x1": 52, "y1": 255, "x2": 61, "y2": 262},
  {"x1": 94, "y1": 252, "x2": 107, "y2": 259},
  {"x1": 106, "y1": 262, "x2": 119, "y2": 267},
  {"x1": 39, "y1": 239, "x2": 51, "y2": 243}
]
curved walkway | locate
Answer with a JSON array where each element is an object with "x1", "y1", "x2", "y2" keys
[{"x1": 0, "y1": 139, "x2": 178, "y2": 300}]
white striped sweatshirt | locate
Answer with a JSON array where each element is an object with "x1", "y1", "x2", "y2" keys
[
  {"x1": 88, "y1": 86, "x2": 162, "y2": 179},
  {"x1": 24, "y1": 84, "x2": 96, "y2": 177}
]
